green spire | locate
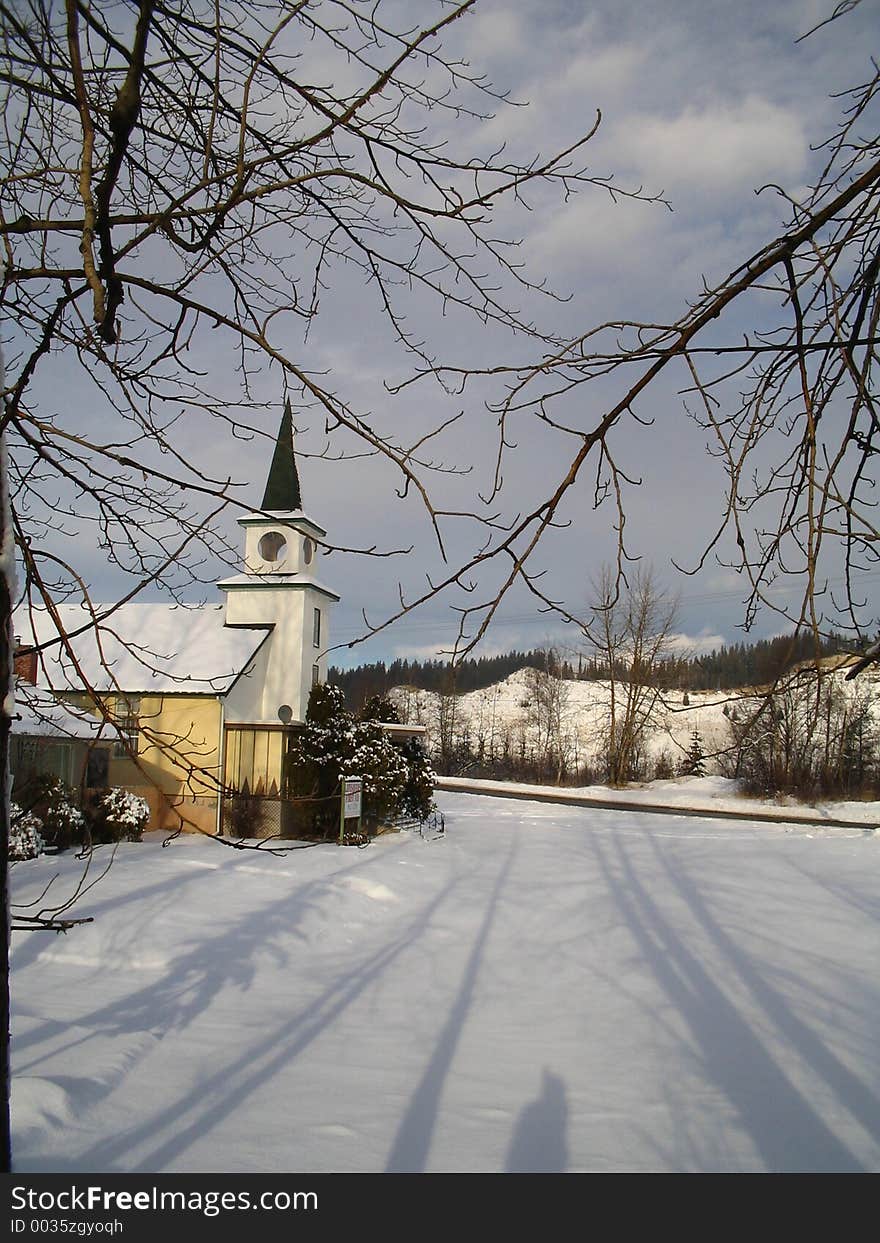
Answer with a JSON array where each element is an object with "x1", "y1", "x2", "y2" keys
[{"x1": 261, "y1": 399, "x2": 302, "y2": 511}]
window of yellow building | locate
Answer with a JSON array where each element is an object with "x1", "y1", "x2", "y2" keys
[{"x1": 111, "y1": 696, "x2": 141, "y2": 758}]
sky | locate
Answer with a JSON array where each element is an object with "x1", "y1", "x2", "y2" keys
[{"x1": 12, "y1": 0, "x2": 880, "y2": 669}]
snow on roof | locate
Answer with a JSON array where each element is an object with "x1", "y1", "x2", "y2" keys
[
  {"x1": 381, "y1": 722, "x2": 427, "y2": 737},
  {"x1": 18, "y1": 602, "x2": 271, "y2": 695},
  {"x1": 12, "y1": 680, "x2": 100, "y2": 739}
]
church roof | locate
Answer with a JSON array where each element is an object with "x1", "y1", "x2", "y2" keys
[
  {"x1": 261, "y1": 400, "x2": 302, "y2": 512},
  {"x1": 12, "y1": 680, "x2": 101, "y2": 739},
  {"x1": 18, "y1": 603, "x2": 271, "y2": 695}
]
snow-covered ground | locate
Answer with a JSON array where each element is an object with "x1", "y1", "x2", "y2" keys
[
  {"x1": 10, "y1": 792, "x2": 880, "y2": 1173},
  {"x1": 438, "y1": 774, "x2": 880, "y2": 827}
]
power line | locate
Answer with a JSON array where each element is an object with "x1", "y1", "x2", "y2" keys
[{"x1": 333, "y1": 571, "x2": 880, "y2": 642}]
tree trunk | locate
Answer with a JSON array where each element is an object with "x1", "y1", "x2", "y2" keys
[{"x1": 1, "y1": 426, "x2": 13, "y2": 1172}]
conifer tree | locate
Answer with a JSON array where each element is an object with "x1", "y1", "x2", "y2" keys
[
  {"x1": 681, "y1": 730, "x2": 706, "y2": 778},
  {"x1": 287, "y1": 684, "x2": 435, "y2": 834}
]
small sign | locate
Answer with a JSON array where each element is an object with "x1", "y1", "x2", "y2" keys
[
  {"x1": 340, "y1": 776, "x2": 363, "y2": 844},
  {"x1": 343, "y1": 777, "x2": 362, "y2": 818}
]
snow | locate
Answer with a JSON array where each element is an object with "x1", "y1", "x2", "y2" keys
[
  {"x1": 12, "y1": 679, "x2": 101, "y2": 739},
  {"x1": 17, "y1": 602, "x2": 271, "y2": 693},
  {"x1": 9, "y1": 792, "x2": 880, "y2": 1173},
  {"x1": 392, "y1": 664, "x2": 880, "y2": 775},
  {"x1": 438, "y1": 774, "x2": 880, "y2": 827}
]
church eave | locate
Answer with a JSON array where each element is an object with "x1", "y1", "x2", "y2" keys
[
  {"x1": 237, "y1": 512, "x2": 327, "y2": 539},
  {"x1": 216, "y1": 576, "x2": 340, "y2": 603}
]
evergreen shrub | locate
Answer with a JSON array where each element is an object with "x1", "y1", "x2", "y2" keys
[{"x1": 286, "y1": 684, "x2": 436, "y2": 836}]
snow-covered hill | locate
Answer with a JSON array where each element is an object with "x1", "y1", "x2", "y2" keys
[{"x1": 390, "y1": 663, "x2": 880, "y2": 779}]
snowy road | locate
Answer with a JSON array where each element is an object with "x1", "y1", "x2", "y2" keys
[{"x1": 10, "y1": 792, "x2": 880, "y2": 1172}]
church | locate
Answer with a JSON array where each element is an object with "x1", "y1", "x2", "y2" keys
[{"x1": 20, "y1": 401, "x2": 341, "y2": 835}]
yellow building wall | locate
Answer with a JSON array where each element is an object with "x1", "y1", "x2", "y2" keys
[{"x1": 71, "y1": 692, "x2": 223, "y2": 835}]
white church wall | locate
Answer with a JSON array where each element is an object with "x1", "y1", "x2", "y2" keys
[
  {"x1": 221, "y1": 589, "x2": 333, "y2": 723},
  {"x1": 259, "y1": 591, "x2": 307, "y2": 722},
  {"x1": 222, "y1": 631, "x2": 273, "y2": 724}
]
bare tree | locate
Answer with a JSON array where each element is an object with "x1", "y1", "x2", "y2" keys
[
  {"x1": 0, "y1": 5, "x2": 639, "y2": 804},
  {"x1": 726, "y1": 664, "x2": 878, "y2": 797},
  {"x1": 584, "y1": 566, "x2": 678, "y2": 785},
  {"x1": 0, "y1": 0, "x2": 651, "y2": 1172},
  {"x1": 0, "y1": 0, "x2": 641, "y2": 771},
  {"x1": 1, "y1": 0, "x2": 878, "y2": 1171},
  {"x1": 469, "y1": 682, "x2": 502, "y2": 772},
  {"x1": 521, "y1": 648, "x2": 572, "y2": 783},
  {"x1": 5, "y1": 2, "x2": 876, "y2": 813}
]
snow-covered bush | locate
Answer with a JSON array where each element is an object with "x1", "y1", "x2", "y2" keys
[
  {"x1": 91, "y1": 787, "x2": 150, "y2": 842},
  {"x1": 40, "y1": 779, "x2": 86, "y2": 850},
  {"x1": 397, "y1": 733, "x2": 438, "y2": 821},
  {"x1": 9, "y1": 802, "x2": 45, "y2": 860},
  {"x1": 284, "y1": 684, "x2": 435, "y2": 837},
  {"x1": 17, "y1": 775, "x2": 86, "y2": 851},
  {"x1": 351, "y1": 720, "x2": 412, "y2": 824}
]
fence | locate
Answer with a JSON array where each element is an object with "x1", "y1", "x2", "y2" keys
[{"x1": 219, "y1": 786, "x2": 341, "y2": 839}]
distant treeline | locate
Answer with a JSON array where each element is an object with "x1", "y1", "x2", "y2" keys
[
  {"x1": 330, "y1": 631, "x2": 849, "y2": 710},
  {"x1": 663, "y1": 630, "x2": 845, "y2": 692}
]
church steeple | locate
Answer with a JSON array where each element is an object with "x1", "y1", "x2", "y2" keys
[
  {"x1": 219, "y1": 395, "x2": 339, "y2": 725},
  {"x1": 224, "y1": 394, "x2": 330, "y2": 581},
  {"x1": 261, "y1": 399, "x2": 302, "y2": 512}
]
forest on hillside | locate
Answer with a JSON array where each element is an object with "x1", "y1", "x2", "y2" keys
[{"x1": 330, "y1": 630, "x2": 847, "y2": 711}]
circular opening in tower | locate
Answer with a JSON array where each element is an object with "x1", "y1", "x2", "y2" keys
[
  {"x1": 258, "y1": 531, "x2": 288, "y2": 563},
  {"x1": 303, "y1": 537, "x2": 314, "y2": 565}
]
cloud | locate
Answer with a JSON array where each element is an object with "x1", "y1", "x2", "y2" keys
[
  {"x1": 665, "y1": 631, "x2": 728, "y2": 657},
  {"x1": 471, "y1": 24, "x2": 645, "y2": 157},
  {"x1": 466, "y1": 5, "x2": 529, "y2": 61},
  {"x1": 615, "y1": 96, "x2": 808, "y2": 200}
]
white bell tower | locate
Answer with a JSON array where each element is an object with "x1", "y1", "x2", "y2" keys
[{"x1": 219, "y1": 401, "x2": 340, "y2": 724}]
